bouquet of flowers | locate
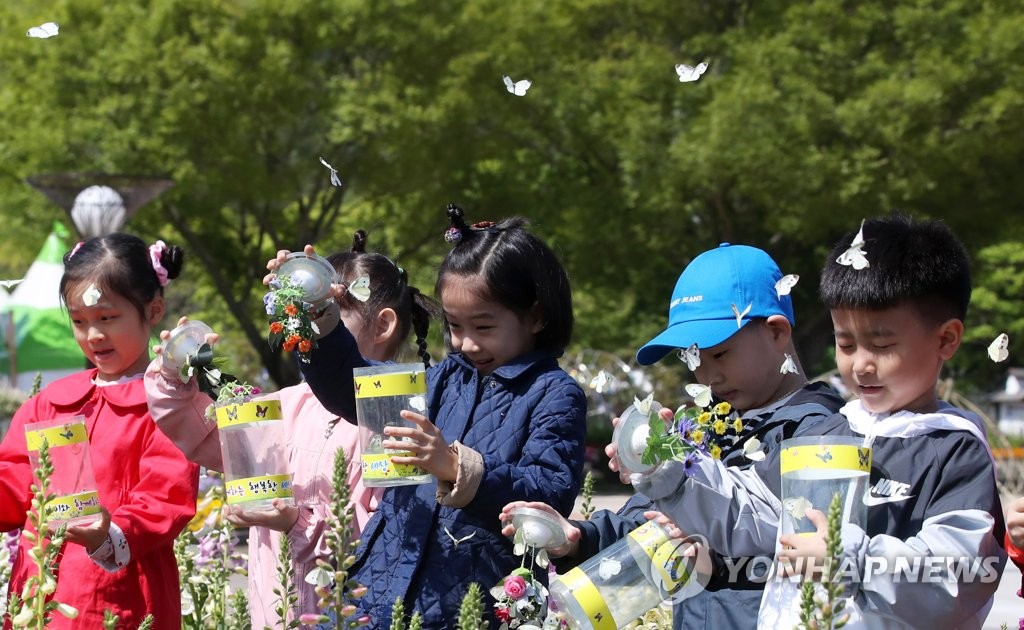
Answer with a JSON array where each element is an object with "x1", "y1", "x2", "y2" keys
[
  {"x1": 491, "y1": 529, "x2": 555, "y2": 629},
  {"x1": 641, "y1": 385, "x2": 750, "y2": 467},
  {"x1": 265, "y1": 274, "x2": 320, "y2": 364}
]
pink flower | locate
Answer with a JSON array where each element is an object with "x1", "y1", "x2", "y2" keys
[
  {"x1": 504, "y1": 575, "x2": 528, "y2": 600},
  {"x1": 495, "y1": 607, "x2": 513, "y2": 623},
  {"x1": 298, "y1": 613, "x2": 329, "y2": 626}
]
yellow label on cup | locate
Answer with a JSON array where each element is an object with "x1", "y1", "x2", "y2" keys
[
  {"x1": 628, "y1": 520, "x2": 670, "y2": 561},
  {"x1": 651, "y1": 539, "x2": 691, "y2": 593},
  {"x1": 361, "y1": 452, "x2": 427, "y2": 480},
  {"x1": 354, "y1": 371, "x2": 427, "y2": 399},
  {"x1": 780, "y1": 444, "x2": 871, "y2": 475},
  {"x1": 25, "y1": 422, "x2": 88, "y2": 451},
  {"x1": 46, "y1": 491, "x2": 101, "y2": 521},
  {"x1": 224, "y1": 473, "x2": 294, "y2": 504},
  {"x1": 559, "y1": 567, "x2": 617, "y2": 630},
  {"x1": 216, "y1": 400, "x2": 283, "y2": 429}
]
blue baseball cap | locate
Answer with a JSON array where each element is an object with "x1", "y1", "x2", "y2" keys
[{"x1": 636, "y1": 243, "x2": 795, "y2": 365}]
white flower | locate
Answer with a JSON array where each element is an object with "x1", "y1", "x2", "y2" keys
[{"x1": 54, "y1": 602, "x2": 79, "y2": 619}]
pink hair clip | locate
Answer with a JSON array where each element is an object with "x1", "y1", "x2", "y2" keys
[
  {"x1": 149, "y1": 240, "x2": 169, "y2": 286},
  {"x1": 69, "y1": 241, "x2": 84, "y2": 259}
]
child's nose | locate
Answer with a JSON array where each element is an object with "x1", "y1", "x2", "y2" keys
[
  {"x1": 852, "y1": 349, "x2": 875, "y2": 375},
  {"x1": 87, "y1": 325, "x2": 105, "y2": 343},
  {"x1": 459, "y1": 334, "x2": 480, "y2": 354}
]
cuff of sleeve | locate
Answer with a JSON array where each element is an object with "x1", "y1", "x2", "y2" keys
[
  {"x1": 436, "y1": 441, "x2": 484, "y2": 508},
  {"x1": 311, "y1": 302, "x2": 341, "y2": 340},
  {"x1": 88, "y1": 522, "x2": 130, "y2": 573},
  {"x1": 632, "y1": 458, "x2": 690, "y2": 501},
  {"x1": 839, "y1": 522, "x2": 868, "y2": 598}
]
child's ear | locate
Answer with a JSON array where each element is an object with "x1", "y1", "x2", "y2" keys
[
  {"x1": 527, "y1": 303, "x2": 546, "y2": 335},
  {"x1": 764, "y1": 315, "x2": 793, "y2": 349},
  {"x1": 147, "y1": 296, "x2": 165, "y2": 325},
  {"x1": 374, "y1": 307, "x2": 399, "y2": 344},
  {"x1": 937, "y1": 318, "x2": 964, "y2": 360}
]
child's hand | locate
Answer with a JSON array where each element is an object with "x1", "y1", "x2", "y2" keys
[
  {"x1": 605, "y1": 407, "x2": 674, "y2": 484},
  {"x1": 498, "y1": 501, "x2": 582, "y2": 559},
  {"x1": 777, "y1": 508, "x2": 829, "y2": 580},
  {"x1": 1006, "y1": 497, "x2": 1024, "y2": 548},
  {"x1": 224, "y1": 500, "x2": 299, "y2": 533},
  {"x1": 385, "y1": 411, "x2": 457, "y2": 482},
  {"x1": 152, "y1": 315, "x2": 220, "y2": 357},
  {"x1": 263, "y1": 244, "x2": 318, "y2": 286},
  {"x1": 64, "y1": 507, "x2": 112, "y2": 554}
]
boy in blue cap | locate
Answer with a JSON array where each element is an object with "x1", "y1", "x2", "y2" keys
[{"x1": 502, "y1": 243, "x2": 844, "y2": 629}]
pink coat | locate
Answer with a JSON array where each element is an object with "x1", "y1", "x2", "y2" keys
[{"x1": 144, "y1": 360, "x2": 379, "y2": 628}]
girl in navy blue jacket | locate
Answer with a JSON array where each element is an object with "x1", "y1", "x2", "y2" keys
[{"x1": 278, "y1": 206, "x2": 587, "y2": 628}]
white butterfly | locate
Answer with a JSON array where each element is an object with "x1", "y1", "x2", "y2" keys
[
  {"x1": 589, "y1": 370, "x2": 609, "y2": 391},
  {"x1": 318, "y1": 157, "x2": 343, "y2": 187},
  {"x1": 675, "y1": 61, "x2": 708, "y2": 83},
  {"x1": 304, "y1": 566, "x2": 333, "y2": 587},
  {"x1": 685, "y1": 383, "x2": 712, "y2": 408},
  {"x1": 677, "y1": 343, "x2": 701, "y2": 371},
  {"x1": 988, "y1": 333, "x2": 1010, "y2": 363},
  {"x1": 443, "y1": 525, "x2": 476, "y2": 549},
  {"x1": 598, "y1": 558, "x2": 622, "y2": 580},
  {"x1": 780, "y1": 353, "x2": 799, "y2": 375},
  {"x1": 633, "y1": 393, "x2": 654, "y2": 416},
  {"x1": 82, "y1": 283, "x2": 102, "y2": 307},
  {"x1": 27, "y1": 22, "x2": 59, "y2": 39},
  {"x1": 408, "y1": 395, "x2": 426, "y2": 412},
  {"x1": 0, "y1": 278, "x2": 23, "y2": 290},
  {"x1": 775, "y1": 274, "x2": 799, "y2": 299},
  {"x1": 783, "y1": 496, "x2": 813, "y2": 520},
  {"x1": 836, "y1": 219, "x2": 869, "y2": 270},
  {"x1": 502, "y1": 75, "x2": 531, "y2": 96},
  {"x1": 731, "y1": 303, "x2": 752, "y2": 328},
  {"x1": 347, "y1": 275, "x2": 370, "y2": 302},
  {"x1": 742, "y1": 438, "x2": 765, "y2": 461}
]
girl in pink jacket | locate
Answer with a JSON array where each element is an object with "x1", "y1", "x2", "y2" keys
[{"x1": 144, "y1": 232, "x2": 437, "y2": 627}]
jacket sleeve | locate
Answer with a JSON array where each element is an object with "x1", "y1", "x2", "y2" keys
[
  {"x1": 144, "y1": 358, "x2": 223, "y2": 471},
  {"x1": 297, "y1": 324, "x2": 369, "y2": 422},
  {"x1": 464, "y1": 381, "x2": 587, "y2": 519},
  {"x1": 841, "y1": 435, "x2": 1005, "y2": 627},
  {"x1": 567, "y1": 494, "x2": 651, "y2": 569},
  {"x1": 0, "y1": 400, "x2": 36, "y2": 531},
  {"x1": 112, "y1": 424, "x2": 200, "y2": 558}
]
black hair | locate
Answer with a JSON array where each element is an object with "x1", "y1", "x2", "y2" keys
[
  {"x1": 327, "y1": 230, "x2": 440, "y2": 368},
  {"x1": 60, "y1": 233, "x2": 184, "y2": 319},
  {"x1": 436, "y1": 204, "x2": 574, "y2": 355},
  {"x1": 819, "y1": 214, "x2": 971, "y2": 324}
]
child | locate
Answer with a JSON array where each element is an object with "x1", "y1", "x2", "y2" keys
[
  {"x1": 286, "y1": 205, "x2": 587, "y2": 628},
  {"x1": 145, "y1": 230, "x2": 439, "y2": 627},
  {"x1": 756, "y1": 216, "x2": 1005, "y2": 627},
  {"x1": 502, "y1": 243, "x2": 845, "y2": 630},
  {"x1": 0, "y1": 234, "x2": 199, "y2": 629}
]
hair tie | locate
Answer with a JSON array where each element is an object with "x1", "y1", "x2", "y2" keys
[
  {"x1": 149, "y1": 240, "x2": 170, "y2": 286},
  {"x1": 69, "y1": 241, "x2": 84, "y2": 259},
  {"x1": 471, "y1": 221, "x2": 496, "y2": 229},
  {"x1": 443, "y1": 226, "x2": 462, "y2": 244}
]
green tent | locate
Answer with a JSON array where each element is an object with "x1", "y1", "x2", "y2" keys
[{"x1": 0, "y1": 222, "x2": 82, "y2": 390}]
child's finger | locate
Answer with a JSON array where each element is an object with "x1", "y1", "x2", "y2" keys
[
  {"x1": 806, "y1": 508, "x2": 828, "y2": 532},
  {"x1": 398, "y1": 410, "x2": 431, "y2": 428}
]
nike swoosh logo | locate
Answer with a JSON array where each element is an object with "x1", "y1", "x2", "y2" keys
[{"x1": 863, "y1": 494, "x2": 914, "y2": 506}]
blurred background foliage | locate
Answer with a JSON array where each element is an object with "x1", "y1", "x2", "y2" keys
[{"x1": 0, "y1": 0, "x2": 1022, "y2": 404}]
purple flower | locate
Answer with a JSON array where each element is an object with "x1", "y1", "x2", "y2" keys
[{"x1": 263, "y1": 292, "x2": 277, "y2": 315}]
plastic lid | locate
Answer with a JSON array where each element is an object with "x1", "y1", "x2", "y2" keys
[
  {"x1": 277, "y1": 252, "x2": 337, "y2": 305},
  {"x1": 612, "y1": 400, "x2": 663, "y2": 476},
  {"x1": 160, "y1": 320, "x2": 214, "y2": 371},
  {"x1": 508, "y1": 506, "x2": 568, "y2": 550}
]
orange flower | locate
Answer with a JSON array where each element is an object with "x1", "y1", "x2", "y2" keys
[
  {"x1": 298, "y1": 339, "x2": 312, "y2": 353},
  {"x1": 285, "y1": 304, "x2": 299, "y2": 317},
  {"x1": 287, "y1": 334, "x2": 301, "y2": 345},
  {"x1": 283, "y1": 340, "x2": 297, "y2": 352},
  {"x1": 269, "y1": 321, "x2": 284, "y2": 334}
]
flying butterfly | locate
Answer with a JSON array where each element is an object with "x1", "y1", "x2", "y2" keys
[
  {"x1": 677, "y1": 343, "x2": 701, "y2": 371},
  {"x1": 988, "y1": 333, "x2": 1010, "y2": 363},
  {"x1": 836, "y1": 219, "x2": 869, "y2": 270},
  {"x1": 685, "y1": 383, "x2": 712, "y2": 408},
  {"x1": 502, "y1": 75, "x2": 532, "y2": 96},
  {"x1": 589, "y1": 370, "x2": 610, "y2": 391},
  {"x1": 675, "y1": 61, "x2": 708, "y2": 83},
  {"x1": 780, "y1": 353, "x2": 799, "y2": 375},
  {"x1": 742, "y1": 438, "x2": 765, "y2": 462},
  {"x1": 318, "y1": 157, "x2": 343, "y2": 187},
  {"x1": 27, "y1": 22, "x2": 59, "y2": 39},
  {"x1": 775, "y1": 274, "x2": 799, "y2": 299},
  {"x1": 633, "y1": 393, "x2": 654, "y2": 416},
  {"x1": 347, "y1": 275, "x2": 371, "y2": 302},
  {"x1": 0, "y1": 279, "x2": 23, "y2": 290},
  {"x1": 731, "y1": 303, "x2": 752, "y2": 329}
]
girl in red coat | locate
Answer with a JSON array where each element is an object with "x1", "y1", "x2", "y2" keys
[{"x1": 0, "y1": 233, "x2": 198, "y2": 629}]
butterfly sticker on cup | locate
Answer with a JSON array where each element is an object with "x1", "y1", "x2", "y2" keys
[
  {"x1": 677, "y1": 343, "x2": 701, "y2": 371},
  {"x1": 988, "y1": 333, "x2": 1010, "y2": 363},
  {"x1": 502, "y1": 75, "x2": 532, "y2": 96},
  {"x1": 684, "y1": 383, "x2": 712, "y2": 408},
  {"x1": 780, "y1": 353, "x2": 799, "y2": 375},
  {"x1": 675, "y1": 60, "x2": 708, "y2": 83},
  {"x1": 836, "y1": 219, "x2": 869, "y2": 270},
  {"x1": 775, "y1": 274, "x2": 799, "y2": 299},
  {"x1": 731, "y1": 303, "x2": 752, "y2": 329},
  {"x1": 318, "y1": 157, "x2": 343, "y2": 187},
  {"x1": 27, "y1": 22, "x2": 59, "y2": 39},
  {"x1": 346, "y1": 275, "x2": 371, "y2": 302}
]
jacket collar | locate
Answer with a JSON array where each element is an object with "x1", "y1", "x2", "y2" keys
[
  {"x1": 449, "y1": 350, "x2": 556, "y2": 382},
  {"x1": 46, "y1": 369, "x2": 148, "y2": 409}
]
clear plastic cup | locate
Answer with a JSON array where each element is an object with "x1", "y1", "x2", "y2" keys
[
  {"x1": 354, "y1": 363, "x2": 431, "y2": 487},
  {"x1": 24, "y1": 415, "x2": 101, "y2": 526},
  {"x1": 780, "y1": 436, "x2": 872, "y2": 537},
  {"x1": 216, "y1": 393, "x2": 295, "y2": 512}
]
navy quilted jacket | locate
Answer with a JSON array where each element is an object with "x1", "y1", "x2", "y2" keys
[{"x1": 300, "y1": 325, "x2": 587, "y2": 629}]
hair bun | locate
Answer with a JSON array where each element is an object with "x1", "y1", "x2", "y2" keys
[
  {"x1": 351, "y1": 229, "x2": 368, "y2": 253},
  {"x1": 162, "y1": 244, "x2": 186, "y2": 280}
]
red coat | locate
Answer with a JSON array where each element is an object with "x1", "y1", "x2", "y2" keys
[{"x1": 0, "y1": 371, "x2": 198, "y2": 629}]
